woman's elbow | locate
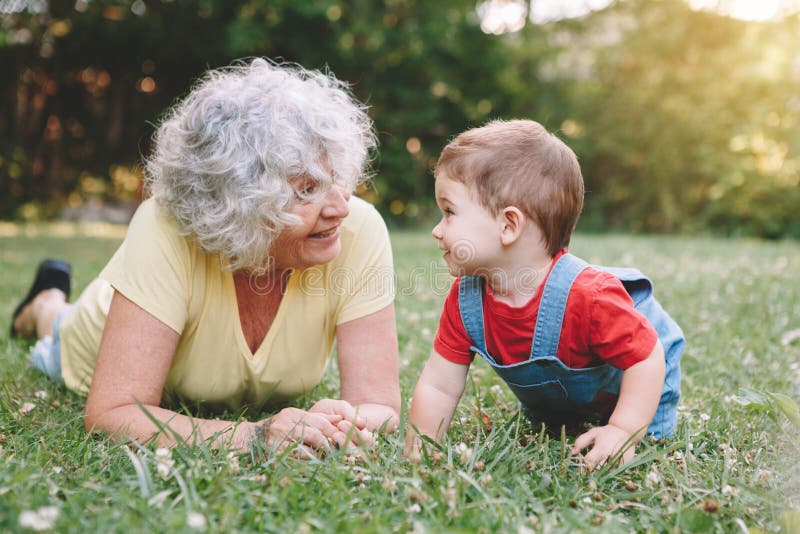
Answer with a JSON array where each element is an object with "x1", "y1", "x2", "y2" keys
[
  {"x1": 83, "y1": 401, "x2": 105, "y2": 434},
  {"x1": 84, "y1": 394, "x2": 115, "y2": 434}
]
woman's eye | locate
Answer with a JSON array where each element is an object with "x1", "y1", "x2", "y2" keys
[{"x1": 295, "y1": 180, "x2": 318, "y2": 198}]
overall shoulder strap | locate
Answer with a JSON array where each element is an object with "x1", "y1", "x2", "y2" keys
[
  {"x1": 457, "y1": 276, "x2": 487, "y2": 351},
  {"x1": 597, "y1": 266, "x2": 654, "y2": 305},
  {"x1": 531, "y1": 254, "x2": 589, "y2": 358}
]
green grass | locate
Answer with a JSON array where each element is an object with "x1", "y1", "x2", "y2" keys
[{"x1": 2, "y1": 223, "x2": 799, "y2": 533}]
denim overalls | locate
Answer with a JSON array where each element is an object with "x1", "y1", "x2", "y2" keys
[{"x1": 458, "y1": 253, "x2": 684, "y2": 438}]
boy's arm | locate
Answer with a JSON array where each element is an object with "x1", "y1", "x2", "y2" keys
[
  {"x1": 403, "y1": 350, "x2": 469, "y2": 460},
  {"x1": 572, "y1": 339, "x2": 666, "y2": 470}
]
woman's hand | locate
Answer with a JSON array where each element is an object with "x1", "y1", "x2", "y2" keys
[
  {"x1": 308, "y1": 398, "x2": 366, "y2": 427},
  {"x1": 251, "y1": 406, "x2": 373, "y2": 457},
  {"x1": 335, "y1": 305, "x2": 402, "y2": 434},
  {"x1": 308, "y1": 398, "x2": 374, "y2": 443}
]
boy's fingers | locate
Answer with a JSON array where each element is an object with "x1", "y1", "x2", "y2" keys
[
  {"x1": 583, "y1": 445, "x2": 611, "y2": 471},
  {"x1": 620, "y1": 446, "x2": 636, "y2": 465},
  {"x1": 572, "y1": 428, "x2": 598, "y2": 454}
]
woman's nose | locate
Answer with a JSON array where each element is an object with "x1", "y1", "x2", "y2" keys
[{"x1": 321, "y1": 184, "x2": 351, "y2": 219}]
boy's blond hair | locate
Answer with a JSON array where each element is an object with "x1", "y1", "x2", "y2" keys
[{"x1": 435, "y1": 119, "x2": 584, "y2": 257}]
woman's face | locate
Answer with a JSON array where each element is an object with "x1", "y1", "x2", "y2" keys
[{"x1": 270, "y1": 177, "x2": 352, "y2": 271}]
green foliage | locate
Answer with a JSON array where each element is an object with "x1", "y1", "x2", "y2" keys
[
  {"x1": 541, "y1": 0, "x2": 800, "y2": 237},
  {"x1": 737, "y1": 387, "x2": 800, "y2": 429},
  {"x1": 1, "y1": 0, "x2": 799, "y2": 238},
  {"x1": 2, "y1": 226, "x2": 800, "y2": 530}
]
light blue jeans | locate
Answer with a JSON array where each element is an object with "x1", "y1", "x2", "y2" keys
[{"x1": 28, "y1": 305, "x2": 73, "y2": 383}]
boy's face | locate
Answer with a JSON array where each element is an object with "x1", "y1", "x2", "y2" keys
[{"x1": 432, "y1": 175, "x2": 504, "y2": 277}]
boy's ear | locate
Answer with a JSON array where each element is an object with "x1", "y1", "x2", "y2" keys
[{"x1": 499, "y1": 206, "x2": 525, "y2": 246}]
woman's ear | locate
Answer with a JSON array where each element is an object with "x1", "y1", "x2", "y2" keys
[{"x1": 499, "y1": 206, "x2": 525, "y2": 246}]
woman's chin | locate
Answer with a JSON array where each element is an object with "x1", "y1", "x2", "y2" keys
[{"x1": 299, "y1": 239, "x2": 341, "y2": 268}]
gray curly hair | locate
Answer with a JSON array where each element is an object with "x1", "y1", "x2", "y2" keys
[{"x1": 144, "y1": 58, "x2": 377, "y2": 272}]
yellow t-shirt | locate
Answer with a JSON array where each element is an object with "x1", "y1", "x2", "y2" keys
[{"x1": 59, "y1": 196, "x2": 395, "y2": 411}]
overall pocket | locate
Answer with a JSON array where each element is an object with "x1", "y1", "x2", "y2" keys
[{"x1": 506, "y1": 378, "x2": 568, "y2": 408}]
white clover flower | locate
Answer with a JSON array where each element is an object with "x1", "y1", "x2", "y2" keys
[
  {"x1": 226, "y1": 452, "x2": 240, "y2": 475},
  {"x1": 154, "y1": 447, "x2": 174, "y2": 479},
  {"x1": 645, "y1": 468, "x2": 661, "y2": 488},
  {"x1": 442, "y1": 487, "x2": 457, "y2": 508},
  {"x1": 19, "y1": 506, "x2": 59, "y2": 531},
  {"x1": 156, "y1": 463, "x2": 170, "y2": 479},
  {"x1": 18, "y1": 402, "x2": 36, "y2": 415},
  {"x1": 187, "y1": 511, "x2": 207, "y2": 530},
  {"x1": 34, "y1": 390, "x2": 48, "y2": 400},
  {"x1": 406, "y1": 503, "x2": 421, "y2": 514},
  {"x1": 455, "y1": 442, "x2": 473, "y2": 464}
]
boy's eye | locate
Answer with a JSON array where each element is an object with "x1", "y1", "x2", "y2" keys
[{"x1": 443, "y1": 207, "x2": 454, "y2": 216}]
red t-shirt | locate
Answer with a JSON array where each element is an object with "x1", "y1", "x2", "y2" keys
[{"x1": 434, "y1": 251, "x2": 658, "y2": 369}]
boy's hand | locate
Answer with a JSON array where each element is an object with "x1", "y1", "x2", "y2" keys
[{"x1": 572, "y1": 424, "x2": 636, "y2": 471}]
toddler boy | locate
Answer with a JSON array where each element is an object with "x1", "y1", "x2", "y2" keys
[{"x1": 404, "y1": 120, "x2": 684, "y2": 469}]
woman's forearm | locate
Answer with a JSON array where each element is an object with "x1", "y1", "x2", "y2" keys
[{"x1": 85, "y1": 404, "x2": 254, "y2": 450}]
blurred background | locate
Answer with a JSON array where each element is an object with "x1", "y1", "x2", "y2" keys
[{"x1": 1, "y1": 0, "x2": 799, "y2": 237}]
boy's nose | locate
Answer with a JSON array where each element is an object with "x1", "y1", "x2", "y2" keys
[{"x1": 431, "y1": 221, "x2": 443, "y2": 239}]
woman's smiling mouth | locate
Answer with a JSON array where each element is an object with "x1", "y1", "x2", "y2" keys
[{"x1": 309, "y1": 226, "x2": 340, "y2": 239}]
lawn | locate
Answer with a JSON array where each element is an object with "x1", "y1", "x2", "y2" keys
[{"x1": 1, "y1": 223, "x2": 799, "y2": 533}]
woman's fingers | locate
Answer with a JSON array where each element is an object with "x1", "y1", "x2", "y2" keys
[
  {"x1": 309, "y1": 398, "x2": 367, "y2": 429},
  {"x1": 336, "y1": 420, "x2": 375, "y2": 447},
  {"x1": 261, "y1": 408, "x2": 340, "y2": 451},
  {"x1": 253, "y1": 407, "x2": 376, "y2": 457}
]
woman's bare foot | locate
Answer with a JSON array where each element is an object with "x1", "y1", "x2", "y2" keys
[{"x1": 12, "y1": 288, "x2": 68, "y2": 338}]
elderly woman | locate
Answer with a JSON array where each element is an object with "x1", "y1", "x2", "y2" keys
[{"x1": 10, "y1": 58, "x2": 400, "y2": 453}]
